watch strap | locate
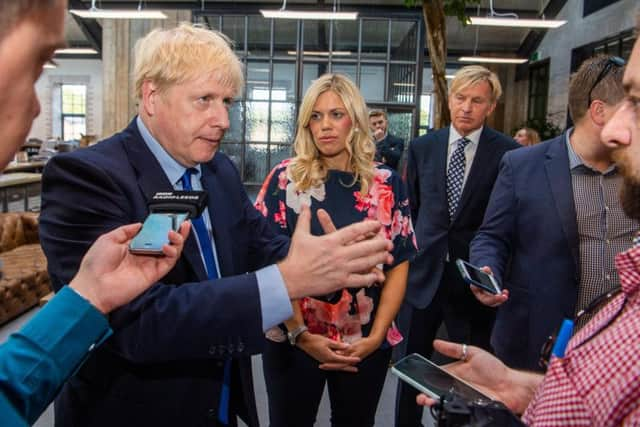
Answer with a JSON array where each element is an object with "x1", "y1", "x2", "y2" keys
[{"x1": 287, "y1": 325, "x2": 308, "y2": 346}]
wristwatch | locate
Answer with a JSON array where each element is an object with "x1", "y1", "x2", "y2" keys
[{"x1": 286, "y1": 325, "x2": 308, "y2": 346}]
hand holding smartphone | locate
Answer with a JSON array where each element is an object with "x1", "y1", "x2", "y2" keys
[
  {"x1": 392, "y1": 353, "x2": 491, "y2": 402},
  {"x1": 455, "y1": 259, "x2": 501, "y2": 295},
  {"x1": 129, "y1": 212, "x2": 189, "y2": 255}
]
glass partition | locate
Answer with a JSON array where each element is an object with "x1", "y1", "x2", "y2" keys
[
  {"x1": 197, "y1": 12, "x2": 421, "y2": 185},
  {"x1": 362, "y1": 19, "x2": 388, "y2": 60}
]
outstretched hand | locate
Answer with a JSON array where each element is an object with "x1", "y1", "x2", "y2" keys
[
  {"x1": 317, "y1": 208, "x2": 385, "y2": 284},
  {"x1": 278, "y1": 205, "x2": 393, "y2": 300},
  {"x1": 70, "y1": 221, "x2": 190, "y2": 314}
]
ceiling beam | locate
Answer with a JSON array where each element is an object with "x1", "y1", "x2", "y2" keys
[
  {"x1": 516, "y1": 0, "x2": 568, "y2": 68},
  {"x1": 463, "y1": 6, "x2": 542, "y2": 17},
  {"x1": 68, "y1": 0, "x2": 103, "y2": 57},
  {"x1": 75, "y1": 1, "x2": 419, "y2": 17}
]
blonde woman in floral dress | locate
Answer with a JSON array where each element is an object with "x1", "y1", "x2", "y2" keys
[{"x1": 255, "y1": 73, "x2": 416, "y2": 427}]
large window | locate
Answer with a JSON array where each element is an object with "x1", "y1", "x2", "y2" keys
[
  {"x1": 199, "y1": 12, "x2": 422, "y2": 186},
  {"x1": 583, "y1": 0, "x2": 622, "y2": 17},
  {"x1": 527, "y1": 61, "x2": 549, "y2": 124},
  {"x1": 571, "y1": 30, "x2": 636, "y2": 72},
  {"x1": 419, "y1": 66, "x2": 459, "y2": 134},
  {"x1": 60, "y1": 84, "x2": 87, "y2": 141}
]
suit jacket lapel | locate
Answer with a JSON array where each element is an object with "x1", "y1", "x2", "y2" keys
[
  {"x1": 122, "y1": 118, "x2": 208, "y2": 281},
  {"x1": 435, "y1": 129, "x2": 450, "y2": 204},
  {"x1": 545, "y1": 134, "x2": 580, "y2": 274},
  {"x1": 454, "y1": 127, "x2": 498, "y2": 220}
]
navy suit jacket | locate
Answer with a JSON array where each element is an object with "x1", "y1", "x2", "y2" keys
[
  {"x1": 375, "y1": 133, "x2": 404, "y2": 171},
  {"x1": 470, "y1": 133, "x2": 581, "y2": 371},
  {"x1": 39, "y1": 118, "x2": 289, "y2": 427},
  {"x1": 406, "y1": 126, "x2": 519, "y2": 309}
]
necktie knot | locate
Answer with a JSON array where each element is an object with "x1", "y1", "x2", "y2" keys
[
  {"x1": 458, "y1": 137, "x2": 471, "y2": 150},
  {"x1": 181, "y1": 168, "x2": 198, "y2": 190}
]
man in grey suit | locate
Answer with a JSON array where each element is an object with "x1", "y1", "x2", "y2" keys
[{"x1": 396, "y1": 65, "x2": 519, "y2": 427}]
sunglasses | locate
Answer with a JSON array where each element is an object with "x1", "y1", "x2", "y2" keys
[
  {"x1": 587, "y1": 56, "x2": 625, "y2": 107},
  {"x1": 539, "y1": 287, "x2": 621, "y2": 369}
]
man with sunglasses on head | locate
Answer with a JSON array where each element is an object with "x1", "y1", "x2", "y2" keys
[
  {"x1": 417, "y1": 29, "x2": 640, "y2": 425},
  {"x1": 468, "y1": 54, "x2": 637, "y2": 372}
]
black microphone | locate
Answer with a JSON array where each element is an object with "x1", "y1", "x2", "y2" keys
[{"x1": 148, "y1": 191, "x2": 208, "y2": 219}]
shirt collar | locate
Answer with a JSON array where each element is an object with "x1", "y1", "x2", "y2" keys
[
  {"x1": 615, "y1": 237, "x2": 640, "y2": 299},
  {"x1": 565, "y1": 128, "x2": 583, "y2": 170},
  {"x1": 136, "y1": 116, "x2": 201, "y2": 186},
  {"x1": 565, "y1": 128, "x2": 617, "y2": 175},
  {"x1": 449, "y1": 125, "x2": 482, "y2": 147}
]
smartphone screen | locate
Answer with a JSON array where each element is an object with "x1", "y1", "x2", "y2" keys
[
  {"x1": 392, "y1": 353, "x2": 491, "y2": 402},
  {"x1": 456, "y1": 259, "x2": 501, "y2": 295},
  {"x1": 129, "y1": 212, "x2": 188, "y2": 255}
]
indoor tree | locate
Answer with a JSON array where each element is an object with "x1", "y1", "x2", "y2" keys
[{"x1": 405, "y1": 0, "x2": 480, "y2": 129}]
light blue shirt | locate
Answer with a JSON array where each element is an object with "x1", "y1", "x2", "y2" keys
[
  {"x1": 565, "y1": 127, "x2": 616, "y2": 175},
  {"x1": 136, "y1": 117, "x2": 292, "y2": 331}
]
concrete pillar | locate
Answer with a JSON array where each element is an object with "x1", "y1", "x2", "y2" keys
[{"x1": 502, "y1": 65, "x2": 528, "y2": 135}]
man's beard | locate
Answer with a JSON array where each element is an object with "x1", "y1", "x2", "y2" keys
[{"x1": 620, "y1": 178, "x2": 640, "y2": 221}]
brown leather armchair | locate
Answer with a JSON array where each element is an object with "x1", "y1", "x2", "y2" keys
[{"x1": 0, "y1": 213, "x2": 51, "y2": 325}]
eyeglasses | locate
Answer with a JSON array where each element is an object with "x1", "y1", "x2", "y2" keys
[
  {"x1": 539, "y1": 287, "x2": 621, "y2": 369},
  {"x1": 587, "y1": 56, "x2": 625, "y2": 107}
]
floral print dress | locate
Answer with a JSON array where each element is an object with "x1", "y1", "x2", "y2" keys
[{"x1": 255, "y1": 159, "x2": 417, "y2": 346}]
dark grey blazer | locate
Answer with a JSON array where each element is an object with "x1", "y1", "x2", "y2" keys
[{"x1": 405, "y1": 126, "x2": 519, "y2": 309}]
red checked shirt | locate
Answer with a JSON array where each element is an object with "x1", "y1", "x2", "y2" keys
[{"x1": 522, "y1": 238, "x2": 640, "y2": 426}]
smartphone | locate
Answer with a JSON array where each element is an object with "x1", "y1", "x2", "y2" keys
[
  {"x1": 392, "y1": 353, "x2": 492, "y2": 402},
  {"x1": 129, "y1": 212, "x2": 188, "y2": 255},
  {"x1": 455, "y1": 259, "x2": 501, "y2": 295}
]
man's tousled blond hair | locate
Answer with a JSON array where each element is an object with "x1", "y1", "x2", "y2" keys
[
  {"x1": 449, "y1": 65, "x2": 502, "y2": 102},
  {"x1": 134, "y1": 23, "x2": 244, "y2": 100}
]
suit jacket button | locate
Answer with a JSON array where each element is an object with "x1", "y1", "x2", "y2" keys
[
  {"x1": 216, "y1": 361, "x2": 224, "y2": 368},
  {"x1": 207, "y1": 408, "x2": 216, "y2": 419}
]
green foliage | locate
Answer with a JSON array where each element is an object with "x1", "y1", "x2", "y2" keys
[
  {"x1": 403, "y1": 0, "x2": 481, "y2": 25},
  {"x1": 514, "y1": 117, "x2": 563, "y2": 141}
]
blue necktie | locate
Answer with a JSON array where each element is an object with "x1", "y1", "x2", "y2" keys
[
  {"x1": 180, "y1": 168, "x2": 219, "y2": 280},
  {"x1": 180, "y1": 168, "x2": 230, "y2": 425},
  {"x1": 446, "y1": 137, "x2": 471, "y2": 219}
]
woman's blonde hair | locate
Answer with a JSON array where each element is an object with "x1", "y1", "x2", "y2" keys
[
  {"x1": 518, "y1": 127, "x2": 541, "y2": 146},
  {"x1": 289, "y1": 74, "x2": 375, "y2": 195},
  {"x1": 133, "y1": 22, "x2": 244, "y2": 100}
]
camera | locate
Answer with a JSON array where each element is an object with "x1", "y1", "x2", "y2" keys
[{"x1": 432, "y1": 392, "x2": 524, "y2": 427}]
